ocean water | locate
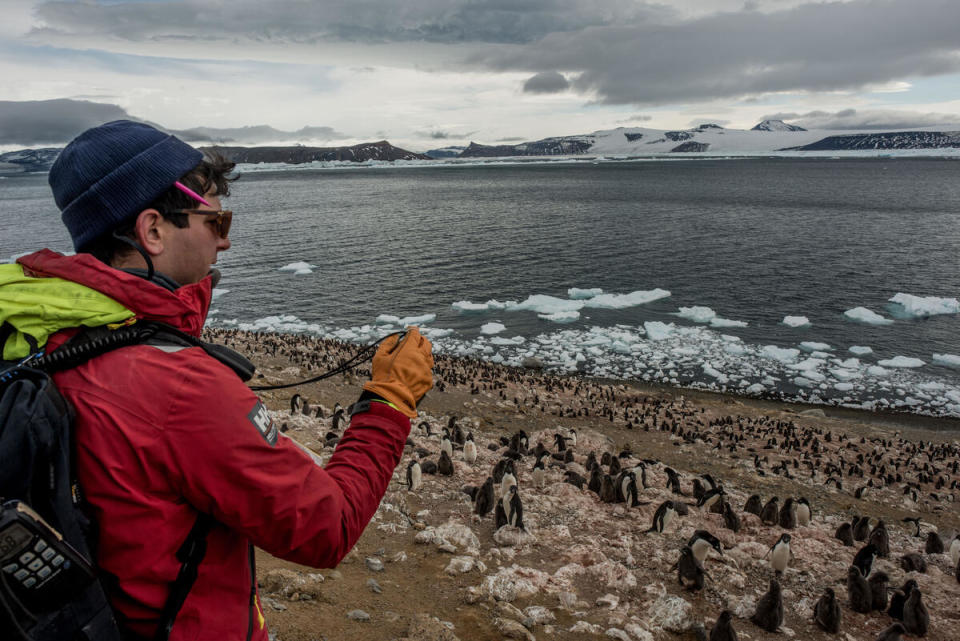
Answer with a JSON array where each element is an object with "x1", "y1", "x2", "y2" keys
[{"x1": 3, "y1": 157, "x2": 960, "y2": 416}]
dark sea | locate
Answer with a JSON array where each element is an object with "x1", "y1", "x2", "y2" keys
[{"x1": 3, "y1": 157, "x2": 960, "y2": 416}]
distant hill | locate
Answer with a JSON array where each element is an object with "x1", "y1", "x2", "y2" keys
[
  {"x1": 752, "y1": 119, "x2": 807, "y2": 132},
  {"x1": 0, "y1": 148, "x2": 61, "y2": 174},
  {"x1": 203, "y1": 141, "x2": 429, "y2": 163},
  {"x1": 781, "y1": 130, "x2": 960, "y2": 151},
  {"x1": 425, "y1": 146, "x2": 466, "y2": 159},
  {"x1": 459, "y1": 137, "x2": 593, "y2": 157}
]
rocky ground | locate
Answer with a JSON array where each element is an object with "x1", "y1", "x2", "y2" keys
[{"x1": 205, "y1": 329, "x2": 960, "y2": 641}]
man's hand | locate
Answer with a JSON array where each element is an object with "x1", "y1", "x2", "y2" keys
[{"x1": 362, "y1": 327, "x2": 434, "y2": 418}]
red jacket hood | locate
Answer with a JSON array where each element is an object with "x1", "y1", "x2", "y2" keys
[{"x1": 18, "y1": 249, "x2": 213, "y2": 337}]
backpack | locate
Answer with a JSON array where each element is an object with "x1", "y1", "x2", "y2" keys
[{"x1": 0, "y1": 320, "x2": 253, "y2": 641}]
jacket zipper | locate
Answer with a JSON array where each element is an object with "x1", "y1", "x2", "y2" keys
[{"x1": 246, "y1": 544, "x2": 256, "y2": 641}]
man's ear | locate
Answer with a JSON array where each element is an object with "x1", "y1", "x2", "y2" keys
[{"x1": 132, "y1": 209, "x2": 166, "y2": 257}]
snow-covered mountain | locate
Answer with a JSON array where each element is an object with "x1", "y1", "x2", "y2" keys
[{"x1": 751, "y1": 119, "x2": 807, "y2": 132}]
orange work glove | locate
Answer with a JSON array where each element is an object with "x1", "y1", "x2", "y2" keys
[{"x1": 362, "y1": 326, "x2": 434, "y2": 418}]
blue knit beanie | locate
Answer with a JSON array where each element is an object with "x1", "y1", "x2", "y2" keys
[{"x1": 49, "y1": 120, "x2": 203, "y2": 252}]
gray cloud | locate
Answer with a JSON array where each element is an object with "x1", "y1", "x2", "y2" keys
[
  {"x1": 414, "y1": 129, "x2": 476, "y2": 139},
  {"x1": 173, "y1": 125, "x2": 347, "y2": 144},
  {"x1": 617, "y1": 114, "x2": 653, "y2": 123},
  {"x1": 761, "y1": 108, "x2": 960, "y2": 130},
  {"x1": 523, "y1": 71, "x2": 570, "y2": 94},
  {"x1": 0, "y1": 99, "x2": 134, "y2": 145}
]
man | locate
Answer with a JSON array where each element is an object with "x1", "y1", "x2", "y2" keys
[{"x1": 11, "y1": 120, "x2": 433, "y2": 640}]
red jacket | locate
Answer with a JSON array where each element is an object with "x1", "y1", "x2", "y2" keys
[{"x1": 18, "y1": 250, "x2": 411, "y2": 641}]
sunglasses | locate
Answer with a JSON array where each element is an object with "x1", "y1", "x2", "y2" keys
[{"x1": 170, "y1": 209, "x2": 233, "y2": 239}]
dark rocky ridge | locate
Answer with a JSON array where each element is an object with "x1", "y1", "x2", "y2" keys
[
  {"x1": 202, "y1": 141, "x2": 429, "y2": 163},
  {"x1": 459, "y1": 137, "x2": 594, "y2": 157},
  {"x1": 783, "y1": 130, "x2": 960, "y2": 151},
  {"x1": 0, "y1": 148, "x2": 61, "y2": 174}
]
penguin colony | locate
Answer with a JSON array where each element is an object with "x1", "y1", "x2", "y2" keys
[{"x1": 206, "y1": 328, "x2": 960, "y2": 640}]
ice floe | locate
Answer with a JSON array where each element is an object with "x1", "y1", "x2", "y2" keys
[
  {"x1": 480, "y1": 322, "x2": 507, "y2": 335},
  {"x1": 887, "y1": 293, "x2": 960, "y2": 318},
  {"x1": 375, "y1": 313, "x2": 436, "y2": 326},
  {"x1": 278, "y1": 261, "x2": 316, "y2": 275},
  {"x1": 849, "y1": 345, "x2": 873, "y2": 355},
  {"x1": 877, "y1": 356, "x2": 926, "y2": 368},
  {"x1": 782, "y1": 316, "x2": 810, "y2": 327},
  {"x1": 843, "y1": 307, "x2": 893, "y2": 325},
  {"x1": 933, "y1": 353, "x2": 960, "y2": 368}
]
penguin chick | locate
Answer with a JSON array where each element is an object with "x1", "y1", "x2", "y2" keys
[
  {"x1": 647, "y1": 500, "x2": 677, "y2": 533},
  {"x1": 743, "y1": 494, "x2": 762, "y2": 517},
  {"x1": 474, "y1": 477, "x2": 495, "y2": 517},
  {"x1": 406, "y1": 459, "x2": 422, "y2": 491},
  {"x1": 670, "y1": 546, "x2": 706, "y2": 591},
  {"x1": 835, "y1": 521, "x2": 854, "y2": 547},
  {"x1": 899, "y1": 552, "x2": 927, "y2": 573},
  {"x1": 750, "y1": 578, "x2": 783, "y2": 632},
  {"x1": 760, "y1": 496, "x2": 780, "y2": 526},
  {"x1": 437, "y1": 450, "x2": 454, "y2": 476},
  {"x1": 873, "y1": 623, "x2": 906, "y2": 641},
  {"x1": 852, "y1": 543, "x2": 877, "y2": 577},
  {"x1": 924, "y1": 531, "x2": 943, "y2": 554},
  {"x1": 722, "y1": 500, "x2": 741, "y2": 533},
  {"x1": 853, "y1": 515, "x2": 871, "y2": 541},
  {"x1": 868, "y1": 520, "x2": 890, "y2": 558},
  {"x1": 813, "y1": 587, "x2": 842, "y2": 633},
  {"x1": 765, "y1": 533, "x2": 792, "y2": 575},
  {"x1": 709, "y1": 610, "x2": 737, "y2": 641},
  {"x1": 869, "y1": 571, "x2": 889, "y2": 612},
  {"x1": 846, "y1": 566, "x2": 872, "y2": 613},
  {"x1": 902, "y1": 588, "x2": 928, "y2": 637},
  {"x1": 687, "y1": 530, "x2": 724, "y2": 564},
  {"x1": 778, "y1": 497, "x2": 797, "y2": 529},
  {"x1": 599, "y1": 474, "x2": 617, "y2": 504},
  {"x1": 887, "y1": 579, "x2": 918, "y2": 620}
]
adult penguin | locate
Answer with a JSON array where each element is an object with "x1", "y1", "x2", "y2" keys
[
  {"x1": 474, "y1": 476, "x2": 495, "y2": 517},
  {"x1": 670, "y1": 546, "x2": 706, "y2": 591},
  {"x1": 835, "y1": 521, "x2": 855, "y2": 547},
  {"x1": 813, "y1": 587, "x2": 842, "y2": 633},
  {"x1": 600, "y1": 474, "x2": 617, "y2": 504},
  {"x1": 463, "y1": 432, "x2": 477, "y2": 464},
  {"x1": 846, "y1": 566, "x2": 872, "y2": 613},
  {"x1": 532, "y1": 455, "x2": 546, "y2": 489},
  {"x1": 950, "y1": 534, "x2": 960, "y2": 567},
  {"x1": 500, "y1": 469, "x2": 517, "y2": 501},
  {"x1": 750, "y1": 578, "x2": 783, "y2": 633},
  {"x1": 852, "y1": 543, "x2": 877, "y2": 577},
  {"x1": 665, "y1": 467, "x2": 684, "y2": 495},
  {"x1": 924, "y1": 531, "x2": 943, "y2": 554},
  {"x1": 648, "y1": 500, "x2": 677, "y2": 533},
  {"x1": 687, "y1": 530, "x2": 724, "y2": 564},
  {"x1": 888, "y1": 579, "x2": 918, "y2": 621},
  {"x1": 853, "y1": 515, "x2": 871, "y2": 541},
  {"x1": 617, "y1": 471, "x2": 641, "y2": 507},
  {"x1": 505, "y1": 485, "x2": 524, "y2": 530},
  {"x1": 437, "y1": 450, "x2": 454, "y2": 476},
  {"x1": 722, "y1": 500, "x2": 741, "y2": 533},
  {"x1": 765, "y1": 534, "x2": 793, "y2": 575},
  {"x1": 873, "y1": 623, "x2": 906, "y2": 641},
  {"x1": 778, "y1": 498, "x2": 797, "y2": 529},
  {"x1": 796, "y1": 497, "x2": 811, "y2": 526},
  {"x1": 902, "y1": 588, "x2": 929, "y2": 637},
  {"x1": 743, "y1": 494, "x2": 763, "y2": 518},
  {"x1": 868, "y1": 520, "x2": 890, "y2": 558},
  {"x1": 709, "y1": 610, "x2": 737, "y2": 641},
  {"x1": 699, "y1": 486, "x2": 725, "y2": 513},
  {"x1": 406, "y1": 458, "x2": 422, "y2": 491},
  {"x1": 440, "y1": 430, "x2": 453, "y2": 460},
  {"x1": 553, "y1": 432, "x2": 566, "y2": 452},
  {"x1": 760, "y1": 496, "x2": 780, "y2": 526},
  {"x1": 869, "y1": 571, "x2": 890, "y2": 612}
]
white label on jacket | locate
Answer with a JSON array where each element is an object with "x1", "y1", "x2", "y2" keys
[{"x1": 247, "y1": 401, "x2": 278, "y2": 447}]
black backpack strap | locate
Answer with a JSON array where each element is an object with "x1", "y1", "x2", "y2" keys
[{"x1": 152, "y1": 514, "x2": 216, "y2": 641}]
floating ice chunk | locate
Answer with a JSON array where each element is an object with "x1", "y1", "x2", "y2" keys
[
  {"x1": 568, "y1": 287, "x2": 603, "y2": 299},
  {"x1": 843, "y1": 307, "x2": 893, "y2": 325},
  {"x1": 849, "y1": 345, "x2": 873, "y2": 355},
  {"x1": 539, "y1": 311, "x2": 580, "y2": 323},
  {"x1": 710, "y1": 317, "x2": 747, "y2": 328},
  {"x1": 867, "y1": 365, "x2": 890, "y2": 376},
  {"x1": 877, "y1": 356, "x2": 925, "y2": 368},
  {"x1": 782, "y1": 316, "x2": 810, "y2": 327},
  {"x1": 278, "y1": 261, "x2": 316, "y2": 274},
  {"x1": 800, "y1": 341, "x2": 832, "y2": 352},
  {"x1": 480, "y1": 322, "x2": 506, "y2": 335},
  {"x1": 793, "y1": 377, "x2": 815, "y2": 387},
  {"x1": 211, "y1": 288, "x2": 230, "y2": 299},
  {"x1": 644, "y1": 321, "x2": 675, "y2": 341},
  {"x1": 835, "y1": 382, "x2": 854, "y2": 391},
  {"x1": 761, "y1": 345, "x2": 800, "y2": 364},
  {"x1": 888, "y1": 293, "x2": 960, "y2": 318},
  {"x1": 491, "y1": 336, "x2": 525, "y2": 346},
  {"x1": 745, "y1": 383, "x2": 766, "y2": 394},
  {"x1": 452, "y1": 299, "x2": 511, "y2": 312},
  {"x1": 933, "y1": 353, "x2": 960, "y2": 368},
  {"x1": 724, "y1": 344, "x2": 746, "y2": 356},
  {"x1": 509, "y1": 295, "x2": 583, "y2": 314},
  {"x1": 721, "y1": 334, "x2": 741, "y2": 343},
  {"x1": 583, "y1": 289, "x2": 671, "y2": 309},
  {"x1": 421, "y1": 328, "x2": 454, "y2": 339},
  {"x1": 830, "y1": 368, "x2": 860, "y2": 381},
  {"x1": 703, "y1": 363, "x2": 728, "y2": 383},
  {"x1": 677, "y1": 306, "x2": 716, "y2": 323}
]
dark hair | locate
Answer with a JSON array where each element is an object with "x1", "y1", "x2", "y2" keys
[{"x1": 85, "y1": 150, "x2": 236, "y2": 265}]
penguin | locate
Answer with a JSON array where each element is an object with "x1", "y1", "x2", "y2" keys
[
  {"x1": 670, "y1": 546, "x2": 706, "y2": 591},
  {"x1": 494, "y1": 496, "x2": 508, "y2": 530},
  {"x1": 290, "y1": 393, "x2": 303, "y2": 415},
  {"x1": 813, "y1": 587, "x2": 842, "y2": 633},
  {"x1": 553, "y1": 432, "x2": 566, "y2": 452},
  {"x1": 950, "y1": 534, "x2": 960, "y2": 567},
  {"x1": 852, "y1": 543, "x2": 877, "y2": 577},
  {"x1": 585, "y1": 451, "x2": 597, "y2": 471},
  {"x1": 796, "y1": 497, "x2": 811, "y2": 526},
  {"x1": 532, "y1": 456, "x2": 546, "y2": 488},
  {"x1": 760, "y1": 496, "x2": 780, "y2": 525},
  {"x1": 420, "y1": 459, "x2": 438, "y2": 475},
  {"x1": 765, "y1": 533, "x2": 793, "y2": 575},
  {"x1": 665, "y1": 467, "x2": 684, "y2": 495},
  {"x1": 699, "y1": 487, "x2": 725, "y2": 512},
  {"x1": 888, "y1": 579, "x2": 918, "y2": 620},
  {"x1": 564, "y1": 470, "x2": 585, "y2": 489},
  {"x1": 474, "y1": 476, "x2": 495, "y2": 517},
  {"x1": 588, "y1": 465, "x2": 602, "y2": 495},
  {"x1": 709, "y1": 610, "x2": 737, "y2": 641},
  {"x1": 452, "y1": 421, "x2": 465, "y2": 446},
  {"x1": 868, "y1": 520, "x2": 890, "y2": 558},
  {"x1": 692, "y1": 479, "x2": 706, "y2": 503},
  {"x1": 608, "y1": 455, "x2": 621, "y2": 477},
  {"x1": 835, "y1": 521, "x2": 855, "y2": 547},
  {"x1": 853, "y1": 515, "x2": 871, "y2": 541},
  {"x1": 505, "y1": 485, "x2": 524, "y2": 530},
  {"x1": 500, "y1": 470, "x2": 517, "y2": 501},
  {"x1": 722, "y1": 500, "x2": 741, "y2": 533},
  {"x1": 440, "y1": 430, "x2": 453, "y2": 458},
  {"x1": 778, "y1": 497, "x2": 797, "y2": 529},
  {"x1": 902, "y1": 588, "x2": 928, "y2": 637},
  {"x1": 599, "y1": 474, "x2": 617, "y2": 504},
  {"x1": 750, "y1": 578, "x2": 783, "y2": 632},
  {"x1": 869, "y1": 571, "x2": 890, "y2": 612},
  {"x1": 899, "y1": 553, "x2": 926, "y2": 573},
  {"x1": 406, "y1": 459, "x2": 422, "y2": 491},
  {"x1": 924, "y1": 531, "x2": 943, "y2": 554},
  {"x1": 902, "y1": 517, "x2": 922, "y2": 538},
  {"x1": 648, "y1": 500, "x2": 677, "y2": 533},
  {"x1": 846, "y1": 565, "x2": 872, "y2": 613},
  {"x1": 743, "y1": 494, "x2": 763, "y2": 517},
  {"x1": 873, "y1": 623, "x2": 906, "y2": 641},
  {"x1": 566, "y1": 428, "x2": 577, "y2": 448},
  {"x1": 620, "y1": 471, "x2": 641, "y2": 507},
  {"x1": 437, "y1": 450, "x2": 454, "y2": 476},
  {"x1": 492, "y1": 458, "x2": 514, "y2": 483},
  {"x1": 687, "y1": 530, "x2": 724, "y2": 564},
  {"x1": 463, "y1": 433, "x2": 477, "y2": 464}
]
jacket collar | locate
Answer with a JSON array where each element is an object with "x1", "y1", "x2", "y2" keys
[{"x1": 18, "y1": 249, "x2": 213, "y2": 337}]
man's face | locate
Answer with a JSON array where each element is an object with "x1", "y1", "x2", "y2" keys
[{"x1": 156, "y1": 188, "x2": 231, "y2": 285}]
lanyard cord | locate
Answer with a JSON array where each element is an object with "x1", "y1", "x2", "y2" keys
[{"x1": 247, "y1": 331, "x2": 403, "y2": 391}]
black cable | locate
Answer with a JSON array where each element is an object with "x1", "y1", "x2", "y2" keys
[{"x1": 248, "y1": 331, "x2": 403, "y2": 391}]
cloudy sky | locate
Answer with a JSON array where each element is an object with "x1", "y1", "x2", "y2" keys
[{"x1": 1, "y1": 0, "x2": 959, "y2": 151}]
